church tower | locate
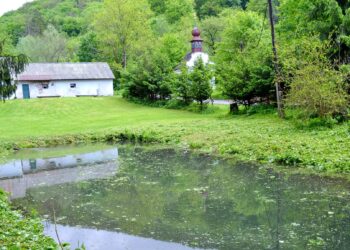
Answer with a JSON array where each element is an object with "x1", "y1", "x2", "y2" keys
[
  {"x1": 185, "y1": 27, "x2": 210, "y2": 68},
  {"x1": 191, "y1": 27, "x2": 203, "y2": 53}
]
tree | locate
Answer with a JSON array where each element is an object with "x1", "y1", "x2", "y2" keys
[
  {"x1": 120, "y1": 30, "x2": 187, "y2": 101},
  {"x1": 215, "y1": 10, "x2": 274, "y2": 104},
  {"x1": 61, "y1": 17, "x2": 83, "y2": 37},
  {"x1": 164, "y1": 0, "x2": 194, "y2": 24},
  {"x1": 77, "y1": 32, "x2": 100, "y2": 62},
  {"x1": 189, "y1": 58, "x2": 212, "y2": 108},
  {"x1": 172, "y1": 64, "x2": 193, "y2": 104},
  {"x1": 278, "y1": 0, "x2": 343, "y2": 40},
  {"x1": 25, "y1": 10, "x2": 46, "y2": 36},
  {"x1": 0, "y1": 41, "x2": 28, "y2": 102},
  {"x1": 247, "y1": 0, "x2": 278, "y2": 15},
  {"x1": 158, "y1": 34, "x2": 187, "y2": 68},
  {"x1": 201, "y1": 16, "x2": 225, "y2": 55},
  {"x1": 17, "y1": 25, "x2": 69, "y2": 62},
  {"x1": 148, "y1": 0, "x2": 167, "y2": 14},
  {"x1": 267, "y1": 0, "x2": 284, "y2": 118},
  {"x1": 121, "y1": 49, "x2": 174, "y2": 100},
  {"x1": 194, "y1": 0, "x2": 242, "y2": 19},
  {"x1": 94, "y1": 0, "x2": 153, "y2": 69}
]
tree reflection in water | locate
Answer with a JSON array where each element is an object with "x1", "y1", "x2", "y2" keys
[{"x1": 11, "y1": 146, "x2": 350, "y2": 250}]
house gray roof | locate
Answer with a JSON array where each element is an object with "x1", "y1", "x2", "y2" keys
[{"x1": 18, "y1": 63, "x2": 115, "y2": 81}]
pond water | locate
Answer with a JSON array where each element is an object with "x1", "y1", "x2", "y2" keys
[{"x1": 0, "y1": 144, "x2": 350, "y2": 250}]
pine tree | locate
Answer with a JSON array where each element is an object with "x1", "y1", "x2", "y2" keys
[{"x1": 0, "y1": 41, "x2": 28, "y2": 102}]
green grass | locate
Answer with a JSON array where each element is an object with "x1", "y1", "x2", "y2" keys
[
  {"x1": 0, "y1": 96, "x2": 349, "y2": 172},
  {"x1": 0, "y1": 97, "x2": 216, "y2": 139}
]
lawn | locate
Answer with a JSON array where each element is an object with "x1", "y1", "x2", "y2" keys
[
  {"x1": 0, "y1": 96, "x2": 349, "y2": 172},
  {"x1": 0, "y1": 96, "x2": 215, "y2": 139}
]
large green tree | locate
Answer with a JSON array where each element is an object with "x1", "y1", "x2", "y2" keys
[
  {"x1": 201, "y1": 15, "x2": 225, "y2": 55},
  {"x1": 121, "y1": 33, "x2": 186, "y2": 100},
  {"x1": 77, "y1": 32, "x2": 100, "y2": 62},
  {"x1": 94, "y1": 0, "x2": 153, "y2": 69},
  {"x1": 0, "y1": 41, "x2": 28, "y2": 102},
  {"x1": 215, "y1": 10, "x2": 274, "y2": 103}
]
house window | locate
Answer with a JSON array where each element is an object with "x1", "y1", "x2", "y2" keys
[
  {"x1": 70, "y1": 83, "x2": 76, "y2": 88},
  {"x1": 42, "y1": 83, "x2": 49, "y2": 89}
]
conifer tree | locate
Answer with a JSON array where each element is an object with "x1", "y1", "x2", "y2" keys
[{"x1": 0, "y1": 41, "x2": 28, "y2": 102}]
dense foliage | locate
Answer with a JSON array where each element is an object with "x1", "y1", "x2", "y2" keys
[
  {"x1": 0, "y1": 0, "x2": 349, "y2": 114},
  {"x1": 0, "y1": 189, "x2": 57, "y2": 248},
  {"x1": 215, "y1": 10, "x2": 274, "y2": 103}
]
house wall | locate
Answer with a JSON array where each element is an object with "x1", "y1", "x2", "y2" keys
[{"x1": 15, "y1": 79, "x2": 114, "y2": 99}]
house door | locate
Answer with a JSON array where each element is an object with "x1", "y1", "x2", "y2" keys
[{"x1": 22, "y1": 84, "x2": 30, "y2": 99}]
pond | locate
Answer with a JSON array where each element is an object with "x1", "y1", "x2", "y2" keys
[{"x1": 0, "y1": 144, "x2": 349, "y2": 250}]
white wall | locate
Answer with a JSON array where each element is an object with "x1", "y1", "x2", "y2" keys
[
  {"x1": 186, "y1": 52, "x2": 210, "y2": 68},
  {"x1": 15, "y1": 79, "x2": 114, "y2": 99}
]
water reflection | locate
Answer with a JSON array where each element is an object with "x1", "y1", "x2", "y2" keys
[
  {"x1": 0, "y1": 147, "x2": 118, "y2": 199},
  {"x1": 44, "y1": 222, "x2": 203, "y2": 250},
  {"x1": 3, "y1": 146, "x2": 350, "y2": 249}
]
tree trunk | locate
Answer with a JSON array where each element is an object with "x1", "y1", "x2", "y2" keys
[
  {"x1": 122, "y1": 46, "x2": 127, "y2": 69},
  {"x1": 267, "y1": 0, "x2": 285, "y2": 118},
  {"x1": 230, "y1": 102, "x2": 239, "y2": 114}
]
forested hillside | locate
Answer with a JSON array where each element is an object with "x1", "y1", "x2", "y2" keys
[{"x1": 0, "y1": 0, "x2": 349, "y2": 122}]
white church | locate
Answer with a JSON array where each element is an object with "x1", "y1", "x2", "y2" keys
[{"x1": 15, "y1": 62, "x2": 115, "y2": 99}]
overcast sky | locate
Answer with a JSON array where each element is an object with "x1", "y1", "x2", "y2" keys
[{"x1": 0, "y1": 0, "x2": 34, "y2": 16}]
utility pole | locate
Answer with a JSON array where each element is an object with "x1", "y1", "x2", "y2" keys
[{"x1": 267, "y1": 0, "x2": 284, "y2": 118}]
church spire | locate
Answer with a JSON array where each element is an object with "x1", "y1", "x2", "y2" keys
[{"x1": 191, "y1": 27, "x2": 203, "y2": 53}]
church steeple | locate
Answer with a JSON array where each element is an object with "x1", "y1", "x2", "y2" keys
[{"x1": 191, "y1": 27, "x2": 203, "y2": 53}]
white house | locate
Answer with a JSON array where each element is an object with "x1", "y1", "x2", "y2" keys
[{"x1": 15, "y1": 62, "x2": 115, "y2": 99}]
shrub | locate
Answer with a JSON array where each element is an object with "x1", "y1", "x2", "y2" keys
[{"x1": 285, "y1": 63, "x2": 348, "y2": 120}]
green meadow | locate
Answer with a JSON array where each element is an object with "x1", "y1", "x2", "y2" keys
[{"x1": 0, "y1": 96, "x2": 349, "y2": 173}]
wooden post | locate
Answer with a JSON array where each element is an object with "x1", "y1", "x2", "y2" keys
[{"x1": 267, "y1": 0, "x2": 284, "y2": 118}]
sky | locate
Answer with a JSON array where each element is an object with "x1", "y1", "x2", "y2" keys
[{"x1": 0, "y1": 0, "x2": 34, "y2": 16}]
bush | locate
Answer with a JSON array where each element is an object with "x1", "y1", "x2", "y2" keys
[
  {"x1": 285, "y1": 63, "x2": 348, "y2": 120},
  {"x1": 286, "y1": 108, "x2": 340, "y2": 128}
]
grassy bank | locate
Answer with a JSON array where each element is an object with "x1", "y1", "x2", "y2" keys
[{"x1": 0, "y1": 96, "x2": 349, "y2": 172}]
